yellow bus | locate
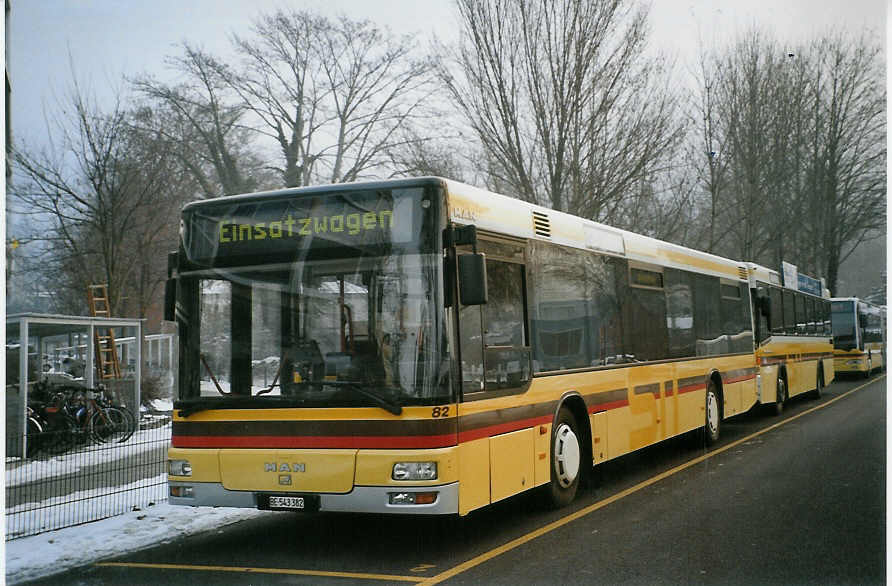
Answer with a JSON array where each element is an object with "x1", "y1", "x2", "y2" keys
[
  {"x1": 746, "y1": 264, "x2": 835, "y2": 414},
  {"x1": 166, "y1": 177, "x2": 769, "y2": 515},
  {"x1": 831, "y1": 298, "x2": 886, "y2": 377}
]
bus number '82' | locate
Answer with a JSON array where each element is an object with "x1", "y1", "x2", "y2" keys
[{"x1": 432, "y1": 406, "x2": 450, "y2": 418}]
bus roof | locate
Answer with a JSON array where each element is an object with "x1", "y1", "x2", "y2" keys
[{"x1": 441, "y1": 178, "x2": 748, "y2": 282}]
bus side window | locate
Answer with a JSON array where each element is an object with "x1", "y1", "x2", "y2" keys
[
  {"x1": 807, "y1": 298, "x2": 817, "y2": 334},
  {"x1": 782, "y1": 291, "x2": 796, "y2": 334},
  {"x1": 768, "y1": 287, "x2": 783, "y2": 335},
  {"x1": 482, "y1": 259, "x2": 531, "y2": 390}
]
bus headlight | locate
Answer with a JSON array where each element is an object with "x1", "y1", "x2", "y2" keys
[
  {"x1": 392, "y1": 462, "x2": 437, "y2": 481},
  {"x1": 169, "y1": 459, "x2": 192, "y2": 477}
]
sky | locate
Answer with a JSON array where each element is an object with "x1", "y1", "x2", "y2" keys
[{"x1": 7, "y1": 0, "x2": 886, "y2": 151}]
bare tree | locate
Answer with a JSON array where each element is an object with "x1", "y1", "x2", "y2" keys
[
  {"x1": 227, "y1": 10, "x2": 438, "y2": 187},
  {"x1": 443, "y1": 0, "x2": 682, "y2": 224},
  {"x1": 692, "y1": 29, "x2": 885, "y2": 291},
  {"x1": 132, "y1": 44, "x2": 267, "y2": 197},
  {"x1": 806, "y1": 32, "x2": 885, "y2": 292},
  {"x1": 11, "y1": 80, "x2": 186, "y2": 318}
]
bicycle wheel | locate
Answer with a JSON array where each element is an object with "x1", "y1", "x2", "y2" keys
[
  {"x1": 25, "y1": 416, "x2": 43, "y2": 458},
  {"x1": 89, "y1": 407, "x2": 130, "y2": 444},
  {"x1": 115, "y1": 405, "x2": 137, "y2": 443}
]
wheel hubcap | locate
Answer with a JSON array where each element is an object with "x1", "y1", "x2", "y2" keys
[
  {"x1": 554, "y1": 424, "x2": 580, "y2": 488},
  {"x1": 706, "y1": 392, "x2": 719, "y2": 433}
]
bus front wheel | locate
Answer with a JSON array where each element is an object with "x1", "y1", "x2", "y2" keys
[{"x1": 547, "y1": 407, "x2": 581, "y2": 508}]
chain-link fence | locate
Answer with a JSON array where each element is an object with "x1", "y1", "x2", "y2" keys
[{"x1": 5, "y1": 416, "x2": 170, "y2": 540}]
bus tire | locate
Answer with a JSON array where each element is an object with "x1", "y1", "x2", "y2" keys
[
  {"x1": 547, "y1": 407, "x2": 581, "y2": 508},
  {"x1": 773, "y1": 375, "x2": 786, "y2": 416},
  {"x1": 811, "y1": 368, "x2": 823, "y2": 400},
  {"x1": 704, "y1": 380, "x2": 721, "y2": 446}
]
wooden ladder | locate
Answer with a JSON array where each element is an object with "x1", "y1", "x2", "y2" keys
[{"x1": 88, "y1": 284, "x2": 122, "y2": 380}]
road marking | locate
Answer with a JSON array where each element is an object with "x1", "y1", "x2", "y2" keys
[
  {"x1": 95, "y1": 562, "x2": 425, "y2": 582},
  {"x1": 417, "y1": 376, "x2": 882, "y2": 586}
]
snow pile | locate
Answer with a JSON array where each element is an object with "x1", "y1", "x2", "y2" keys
[
  {"x1": 7, "y1": 474, "x2": 169, "y2": 538},
  {"x1": 5, "y1": 500, "x2": 268, "y2": 584}
]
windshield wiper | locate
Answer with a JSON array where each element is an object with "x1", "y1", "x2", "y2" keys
[{"x1": 297, "y1": 381, "x2": 403, "y2": 415}]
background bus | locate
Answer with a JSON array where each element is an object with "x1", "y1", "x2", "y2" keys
[
  {"x1": 165, "y1": 177, "x2": 787, "y2": 516},
  {"x1": 747, "y1": 263, "x2": 834, "y2": 413},
  {"x1": 831, "y1": 298, "x2": 886, "y2": 377}
]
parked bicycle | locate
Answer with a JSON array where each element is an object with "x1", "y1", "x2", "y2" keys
[{"x1": 25, "y1": 381, "x2": 137, "y2": 457}]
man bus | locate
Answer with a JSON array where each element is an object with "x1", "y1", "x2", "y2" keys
[
  {"x1": 831, "y1": 298, "x2": 885, "y2": 377},
  {"x1": 166, "y1": 177, "x2": 779, "y2": 515},
  {"x1": 747, "y1": 263, "x2": 834, "y2": 413}
]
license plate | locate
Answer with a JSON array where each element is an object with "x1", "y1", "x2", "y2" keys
[{"x1": 269, "y1": 496, "x2": 305, "y2": 510}]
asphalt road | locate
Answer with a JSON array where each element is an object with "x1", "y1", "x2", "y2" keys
[{"x1": 26, "y1": 374, "x2": 885, "y2": 585}]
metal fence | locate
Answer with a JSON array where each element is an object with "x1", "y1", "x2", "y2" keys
[{"x1": 5, "y1": 415, "x2": 171, "y2": 540}]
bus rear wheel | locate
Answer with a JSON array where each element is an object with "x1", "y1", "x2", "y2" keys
[
  {"x1": 547, "y1": 407, "x2": 581, "y2": 508},
  {"x1": 704, "y1": 380, "x2": 721, "y2": 446},
  {"x1": 811, "y1": 369, "x2": 823, "y2": 400},
  {"x1": 773, "y1": 376, "x2": 786, "y2": 415}
]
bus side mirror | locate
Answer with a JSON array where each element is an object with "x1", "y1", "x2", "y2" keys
[
  {"x1": 164, "y1": 278, "x2": 176, "y2": 322},
  {"x1": 458, "y1": 253, "x2": 488, "y2": 306}
]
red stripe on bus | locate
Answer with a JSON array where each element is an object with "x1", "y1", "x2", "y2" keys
[
  {"x1": 458, "y1": 415, "x2": 554, "y2": 443},
  {"x1": 677, "y1": 383, "x2": 706, "y2": 394},
  {"x1": 588, "y1": 399, "x2": 629, "y2": 414},
  {"x1": 723, "y1": 374, "x2": 757, "y2": 385}
]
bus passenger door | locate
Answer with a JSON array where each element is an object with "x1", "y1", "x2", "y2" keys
[{"x1": 455, "y1": 241, "x2": 533, "y2": 513}]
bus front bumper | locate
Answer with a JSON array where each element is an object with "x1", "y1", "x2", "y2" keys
[{"x1": 168, "y1": 480, "x2": 460, "y2": 515}]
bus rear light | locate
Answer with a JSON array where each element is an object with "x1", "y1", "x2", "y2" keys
[{"x1": 389, "y1": 491, "x2": 438, "y2": 505}]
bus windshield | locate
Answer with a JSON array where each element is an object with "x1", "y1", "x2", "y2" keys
[
  {"x1": 176, "y1": 185, "x2": 449, "y2": 410},
  {"x1": 831, "y1": 300, "x2": 856, "y2": 349}
]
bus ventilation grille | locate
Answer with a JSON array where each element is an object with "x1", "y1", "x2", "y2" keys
[
  {"x1": 532, "y1": 211, "x2": 552, "y2": 238},
  {"x1": 738, "y1": 266, "x2": 749, "y2": 280}
]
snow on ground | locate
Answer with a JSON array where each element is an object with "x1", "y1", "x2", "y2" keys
[{"x1": 5, "y1": 494, "x2": 268, "y2": 584}]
